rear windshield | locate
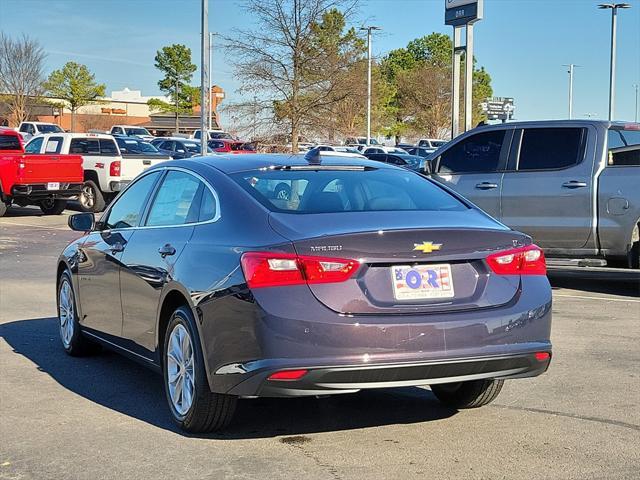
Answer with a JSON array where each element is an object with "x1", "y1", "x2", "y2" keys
[
  {"x1": 231, "y1": 167, "x2": 467, "y2": 214},
  {"x1": 0, "y1": 134, "x2": 21, "y2": 150}
]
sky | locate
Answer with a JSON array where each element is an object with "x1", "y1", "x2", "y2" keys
[{"x1": 1, "y1": 0, "x2": 639, "y2": 126}]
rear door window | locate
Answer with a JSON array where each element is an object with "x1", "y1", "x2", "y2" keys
[
  {"x1": 45, "y1": 137, "x2": 63, "y2": 154},
  {"x1": 145, "y1": 171, "x2": 202, "y2": 226},
  {"x1": 517, "y1": 128, "x2": 586, "y2": 170},
  {"x1": 99, "y1": 139, "x2": 119, "y2": 156},
  {"x1": 608, "y1": 128, "x2": 640, "y2": 166},
  {"x1": 70, "y1": 138, "x2": 100, "y2": 155},
  {"x1": 438, "y1": 130, "x2": 506, "y2": 173}
]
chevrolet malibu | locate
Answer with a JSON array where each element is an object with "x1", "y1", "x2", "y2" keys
[{"x1": 57, "y1": 154, "x2": 552, "y2": 432}]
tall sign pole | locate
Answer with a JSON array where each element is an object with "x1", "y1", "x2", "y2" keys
[
  {"x1": 209, "y1": 33, "x2": 214, "y2": 131},
  {"x1": 200, "y1": 0, "x2": 209, "y2": 155},
  {"x1": 360, "y1": 26, "x2": 380, "y2": 145},
  {"x1": 445, "y1": 0, "x2": 483, "y2": 137}
]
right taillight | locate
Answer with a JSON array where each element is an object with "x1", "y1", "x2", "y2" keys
[
  {"x1": 240, "y1": 252, "x2": 359, "y2": 289},
  {"x1": 486, "y1": 244, "x2": 546, "y2": 276}
]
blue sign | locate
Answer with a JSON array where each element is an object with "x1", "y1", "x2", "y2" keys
[{"x1": 445, "y1": 0, "x2": 483, "y2": 26}]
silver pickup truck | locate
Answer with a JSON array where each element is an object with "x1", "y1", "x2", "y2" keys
[{"x1": 426, "y1": 120, "x2": 640, "y2": 268}]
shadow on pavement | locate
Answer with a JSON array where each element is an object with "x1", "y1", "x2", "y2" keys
[
  {"x1": 0, "y1": 317, "x2": 457, "y2": 439},
  {"x1": 548, "y1": 268, "x2": 640, "y2": 298}
]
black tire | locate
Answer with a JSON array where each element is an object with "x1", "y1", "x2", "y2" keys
[
  {"x1": 431, "y1": 379, "x2": 504, "y2": 409},
  {"x1": 78, "y1": 180, "x2": 106, "y2": 213},
  {"x1": 39, "y1": 199, "x2": 67, "y2": 215},
  {"x1": 273, "y1": 182, "x2": 291, "y2": 201},
  {"x1": 163, "y1": 306, "x2": 237, "y2": 432},
  {"x1": 57, "y1": 270, "x2": 99, "y2": 356},
  {"x1": 0, "y1": 201, "x2": 7, "y2": 217}
]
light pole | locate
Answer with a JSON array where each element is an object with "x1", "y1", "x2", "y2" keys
[
  {"x1": 563, "y1": 64, "x2": 581, "y2": 119},
  {"x1": 598, "y1": 3, "x2": 631, "y2": 121},
  {"x1": 360, "y1": 26, "x2": 380, "y2": 145},
  {"x1": 634, "y1": 84, "x2": 639, "y2": 122},
  {"x1": 200, "y1": 0, "x2": 209, "y2": 155}
]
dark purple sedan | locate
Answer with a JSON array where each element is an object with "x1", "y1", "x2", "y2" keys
[{"x1": 57, "y1": 153, "x2": 552, "y2": 432}]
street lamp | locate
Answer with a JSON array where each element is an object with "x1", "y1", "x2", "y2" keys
[
  {"x1": 598, "y1": 3, "x2": 631, "y2": 121},
  {"x1": 360, "y1": 26, "x2": 381, "y2": 145},
  {"x1": 634, "y1": 84, "x2": 639, "y2": 123}
]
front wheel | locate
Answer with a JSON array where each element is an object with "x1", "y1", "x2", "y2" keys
[
  {"x1": 39, "y1": 199, "x2": 67, "y2": 215},
  {"x1": 78, "y1": 180, "x2": 106, "y2": 213},
  {"x1": 163, "y1": 306, "x2": 237, "y2": 432},
  {"x1": 57, "y1": 271, "x2": 99, "y2": 356},
  {"x1": 431, "y1": 379, "x2": 504, "y2": 409}
]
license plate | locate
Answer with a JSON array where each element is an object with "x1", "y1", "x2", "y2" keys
[
  {"x1": 46, "y1": 182, "x2": 60, "y2": 190},
  {"x1": 391, "y1": 264, "x2": 455, "y2": 300}
]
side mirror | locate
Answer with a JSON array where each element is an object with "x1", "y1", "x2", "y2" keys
[{"x1": 68, "y1": 212, "x2": 95, "y2": 232}]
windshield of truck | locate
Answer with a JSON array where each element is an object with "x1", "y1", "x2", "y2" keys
[{"x1": 125, "y1": 127, "x2": 151, "y2": 136}]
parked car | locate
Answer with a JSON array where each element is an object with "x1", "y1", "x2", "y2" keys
[
  {"x1": 25, "y1": 133, "x2": 167, "y2": 213},
  {"x1": 418, "y1": 138, "x2": 448, "y2": 151},
  {"x1": 208, "y1": 139, "x2": 257, "y2": 154},
  {"x1": 109, "y1": 125, "x2": 154, "y2": 141},
  {"x1": 192, "y1": 129, "x2": 234, "y2": 141},
  {"x1": 151, "y1": 138, "x2": 212, "y2": 159},
  {"x1": 425, "y1": 120, "x2": 640, "y2": 268},
  {"x1": 305, "y1": 146, "x2": 365, "y2": 159},
  {"x1": 17, "y1": 121, "x2": 64, "y2": 141},
  {"x1": 406, "y1": 146, "x2": 439, "y2": 158},
  {"x1": 362, "y1": 146, "x2": 408, "y2": 155},
  {"x1": 344, "y1": 136, "x2": 381, "y2": 147},
  {"x1": 364, "y1": 152, "x2": 427, "y2": 172},
  {"x1": 58, "y1": 153, "x2": 552, "y2": 432},
  {"x1": 0, "y1": 127, "x2": 83, "y2": 216},
  {"x1": 315, "y1": 145, "x2": 363, "y2": 155},
  {"x1": 114, "y1": 136, "x2": 172, "y2": 159}
]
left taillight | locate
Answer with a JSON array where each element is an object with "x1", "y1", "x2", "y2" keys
[
  {"x1": 109, "y1": 160, "x2": 121, "y2": 177},
  {"x1": 240, "y1": 252, "x2": 360, "y2": 289},
  {"x1": 486, "y1": 244, "x2": 546, "y2": 276}
]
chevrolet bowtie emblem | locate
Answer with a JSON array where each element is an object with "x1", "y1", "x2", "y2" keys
[{"x1": 413, "y1": 242, "x2": 442, "y2": 254}]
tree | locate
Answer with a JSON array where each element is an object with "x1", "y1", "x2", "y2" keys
[
  {"x1": 225, "y1": 0, "x2": 358, "y2": 152},
  {"x1": 148, "y1": 44, "x2": 197, "y2": 132},
  {"x1": 380, "y1": 32, "x2": 493, "y2": 140},
  {"x1": 43, "y1": 62, "x2": 106, "y2": 131},
  {"x1": 0, "y1": 33, "x2": 46, "y2": 126}
]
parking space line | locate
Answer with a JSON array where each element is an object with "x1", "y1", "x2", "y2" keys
[
  {"x1": 554, "y1": 293, "x2": 640, "y2": 303},
  {"x1": 0, "y1": 221, "x2": 69, "y2": 231}
]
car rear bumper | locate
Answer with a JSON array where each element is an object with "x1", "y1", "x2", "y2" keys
[
  {"x1": 10, "y1": 183, "x2": 83, "y2": 200},
  {"x1": 222, "y1": 351, "x2": 551, "y2": 397}
]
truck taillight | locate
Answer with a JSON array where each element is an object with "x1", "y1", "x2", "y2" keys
[
  {"x1": 486, "y1": 244, "x2": 546, "y2": 276},
  {"x1": 240, "y1": 252, "x2": 360, "y2": 289},
  {"x1": 110, "y1": 161, "x2": 121, "y2": 177}
]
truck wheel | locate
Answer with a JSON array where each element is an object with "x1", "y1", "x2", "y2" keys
[
  {"x1": 0, "y1": 202, "x2": 7, "y2": 217},
  {"x1": 39, "y1": 199, "x2": 67, "y2": 215},
  {"x1": 431, "y1": 379, "x2": 504, "y2": 408},
  {"x1": 79, "y1": 180, "x2": 106, "y2": 213},
  {"x1": 163, "y1": 306, "x2": 237, "y2": 432}
]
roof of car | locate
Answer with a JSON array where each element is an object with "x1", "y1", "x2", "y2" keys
[{"x1": 185, "y1": 153, "x2": 395, "y2": 174}]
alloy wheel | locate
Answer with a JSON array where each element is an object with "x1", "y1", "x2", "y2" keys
[
  {"x1": 58, "y1": 279, "x2": 75, "y2": 348},
  {"x1": 80, "y1": 185, "x2": 95, "y2": 209},
  {"x1": 166, "y1": 324, "x2": 195, "y2": 416}
]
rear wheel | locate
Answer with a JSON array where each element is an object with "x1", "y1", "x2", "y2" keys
[
  {"x1": 78, "y1": 180, "x2": 106, "y2": 213},
  {"x1": 431, "y1": 379, "x2": 504, "y2": 408},
  {"x1": 39, "y1": 199, "x2": 67, "y2": 215},
  {"x1": 163, "y1": 306, "x2": 237, "y2": 432}
]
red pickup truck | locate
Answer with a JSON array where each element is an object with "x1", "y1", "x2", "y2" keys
[{"x1": 0, "y1": 128, "x2": 84, "y2": 216}]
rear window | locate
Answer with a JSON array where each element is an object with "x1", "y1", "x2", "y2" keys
[
  {"x1": 231, "y1": 167, "x2": 467, "y2": 214},
  {"x1": 608, "y1": 129, "x2": 640, "y2": 166},
  {"x1": 0, "y1": 134, "x2": 21, "y2": 150}
]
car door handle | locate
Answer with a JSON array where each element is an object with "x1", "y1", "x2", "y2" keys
[
  {"x1": 158, "y1": 244, "x2": 176, "y2": 258},
  {"x1": 562, "y1": 181, "x2": 588, "y2": 189},
  {"x1": 110, "y1": 242, "x2": 125, "y2": 254},
  {"x1": 475, "y1": 182, "x2": 498, "y2": 190}
]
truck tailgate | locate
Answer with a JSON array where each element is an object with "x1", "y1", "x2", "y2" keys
[
  {"x1": 119, "y1": 155, "x2": 170, "y2": 179},
  {"x1": 17, "y1": 154, "x2": 84, "y2": 184}
]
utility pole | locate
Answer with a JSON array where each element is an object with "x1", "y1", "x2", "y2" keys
[
  {"x1": 451, "y1": 27, "x2": 462, "y2": 138},
  {"x1": 209, "y1": 32, "x2": 216, "y2": 132},
  {"x1": 563, "y1": 64, "x2": 581, "y2": 119},
  {"x1": 360, "y1": 26, "x2": 380, "y2": 146},
  {"x1": 175, "y1": 79, "x2": 180, "y2": 134},
  {"x1": 200, "y1": 0, "x2": 209, "y2": 155},
  {"x1": 598, "y1": 3, "x2": 631, "y2": 121},
  {"x1": 463, "y1": 23, "x2": 474, "y2": 132}
]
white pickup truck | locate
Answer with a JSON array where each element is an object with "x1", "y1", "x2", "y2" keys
[
  {"x1": 24, "y1": 133, "x2": 167, "y2": 212},
  {"x1": 17, "y1": 121, "x2": 64, "y2": 141}
]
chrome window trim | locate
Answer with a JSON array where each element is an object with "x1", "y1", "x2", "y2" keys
[{"x1": 97, "y1": 166, "x2": 221, "y2": 233}]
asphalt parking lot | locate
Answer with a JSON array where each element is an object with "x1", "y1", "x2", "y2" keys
[{"x1": 1, "y1": 206, "x2": 639, "y2": 480}]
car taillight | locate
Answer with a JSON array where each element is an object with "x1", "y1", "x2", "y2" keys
[
  {"x1": 110, "y1": 160, "x2": 121, "y2": 177},
  {"x1": 268, "y1": 369, "x2": 308, "y2": 381},
  {"x1": 240, "y1": 252, "x2": 360, "y2": 289},
  {"x1": 486, "y1": 244, "x2": 546, "y2": 276}
]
